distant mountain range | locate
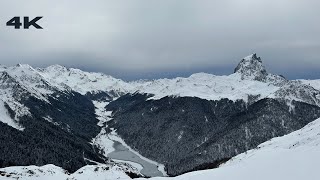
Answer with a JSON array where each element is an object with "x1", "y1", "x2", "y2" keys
[{"x1": 1, "y1": 54, "x2": 320, "y2": 178}]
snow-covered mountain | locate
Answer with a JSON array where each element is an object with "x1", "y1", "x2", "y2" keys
[
  {"x1": 1, "y1": 54, "x2": 319, "y2": 105},
  {"x1": 1, "y1": 53, "x2": 320, "y2": 179},
  {"x1": 34, "y1": 54, "x2": 320, "y2": 105}
]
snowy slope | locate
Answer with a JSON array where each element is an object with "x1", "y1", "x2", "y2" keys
[
  {"x1": 0, "y1": 64, "x2": 62, "y2": 100},
  {"x1": 0, "y1": 100, "x2": 23, "y2": 130},
  {"x1": 0, "y1": 71, "x2": 31, "y2": 128},
  {"x1": 139, "y1": 118, "x2": 320, "y2": 180},
  {"x1": 133, "y1": 73, "x2": 279, "y2": 102},
  {"x1": 0, "y1": 64, "x2": 69, "y2": 118},
  {"x1": 0, "y1": 64, "x2": 68, "y2": 130},
  {"x1": 269, "y1": 80, "x2": 320, "y2": 107},
  {"x1": 301, "y1": 79, "x2": 320, "y2": 90},
  {"x1": 0, "y1": 164, "x2": 133, "y2": 180},
  {"x1": 38, "y1": 65, "x2": 134, "y2": 96}
]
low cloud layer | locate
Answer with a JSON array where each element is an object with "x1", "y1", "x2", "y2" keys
[{"x1": 0, "y1": 0, "x2": 319, "y2": 80}]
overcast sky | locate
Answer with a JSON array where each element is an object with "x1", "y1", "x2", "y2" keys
[{"x1": 0, "y1": 0, "x2": 319, "y2": 80}]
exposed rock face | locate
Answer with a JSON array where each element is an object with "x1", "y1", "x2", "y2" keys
[
  {"x1": 234, "y1": 54, "x2": 287, "y2": 85},
  {"x1": 234, "y1": 54, "x2": 268, "y2": 81}
]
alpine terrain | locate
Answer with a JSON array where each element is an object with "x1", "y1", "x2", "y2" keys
[{"x1": 0, "y1": 54, "x2": 320, "y2": 179}]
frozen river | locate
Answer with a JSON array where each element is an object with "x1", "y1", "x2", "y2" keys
[{"x1": 107, "y1": 141, "x2": 164, "y2": 177}]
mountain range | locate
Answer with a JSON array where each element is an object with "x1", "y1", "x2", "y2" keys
[{"x1": 0, "y1": 54, "x2": 320, "y2": 179}]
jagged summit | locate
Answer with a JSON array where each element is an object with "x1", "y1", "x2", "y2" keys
[{"x1": 234, "y1": 53, "x2": 268, "y2": 81}]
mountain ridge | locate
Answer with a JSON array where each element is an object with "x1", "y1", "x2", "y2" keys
[{"x1": 1, "y1": 53, "x2": 319, "y2": 104}]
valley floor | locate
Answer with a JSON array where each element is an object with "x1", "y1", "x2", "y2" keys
[{"x1": 92, "y1": 101, "x2": 166, "y2": 177}]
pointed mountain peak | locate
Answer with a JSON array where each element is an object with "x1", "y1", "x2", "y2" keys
[
  {"x1": 234, "y1": 53, "x2": 268, "y2": 81},
  {"x1": 15, "y1": 64, "x2": 34, "y2": 70},
  {"x1": 243, "y1": 53, "x2": 261, "y2": 61}
]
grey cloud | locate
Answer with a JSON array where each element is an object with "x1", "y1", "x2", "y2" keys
[{"x1": 0, "y1": 0, "x2": 319, "y2": 80}]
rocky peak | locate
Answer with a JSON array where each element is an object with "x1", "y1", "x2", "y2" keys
[{"x1": 234, "y1": 53, "x2": 268, "y2": 81}]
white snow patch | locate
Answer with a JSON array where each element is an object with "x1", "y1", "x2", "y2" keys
[
  {"x1": 0, "y1": 65, "x2": 58, "y2": 103},
  {"x1": 300, "y1": 79, "x2": 320, "y2": 90},
  {"x1": 137, "y1": 73, "x2": 280, "y2": 103},
  {"x1": 92, "y1": 128, "x2": 115, "y2": 155},
  {"x1": 244, "y1": 127, "x2": 251, "y2": 139},
  {"x1": 0, "y1": 86, "x2": 31, "y2": 118},
  {"x1": 39, "y1": 65, "x2": 133, "y2": 95},
  {"x1": 92, "y1": 100, "x2": 116, "y2": 155},
  {"x1": 93, "y1": 101, "x2": 112, "y2": 126},
  {"x1": 72, "y1": 165, "x2": 132, "y2": 180},
  {"x1": 43, "y1": 116, "x2": 53, "y2": 123},
  {"x1": 0, "y1": 100, "x2": 24, "y2": 130},
  {"x1": 177, "y1": 131, "x2": 184, "y2": 141},
  {"x1": 112, "y1": 159, "x2": 144, "y2": 172}
]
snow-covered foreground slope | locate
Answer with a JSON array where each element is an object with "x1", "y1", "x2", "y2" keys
[
  {"x1": 0, "y1": 164, "x2": 133, "y2": 180},
  {"x1": 140, "y1": 118, "x2": 320, "y2": 180}
]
